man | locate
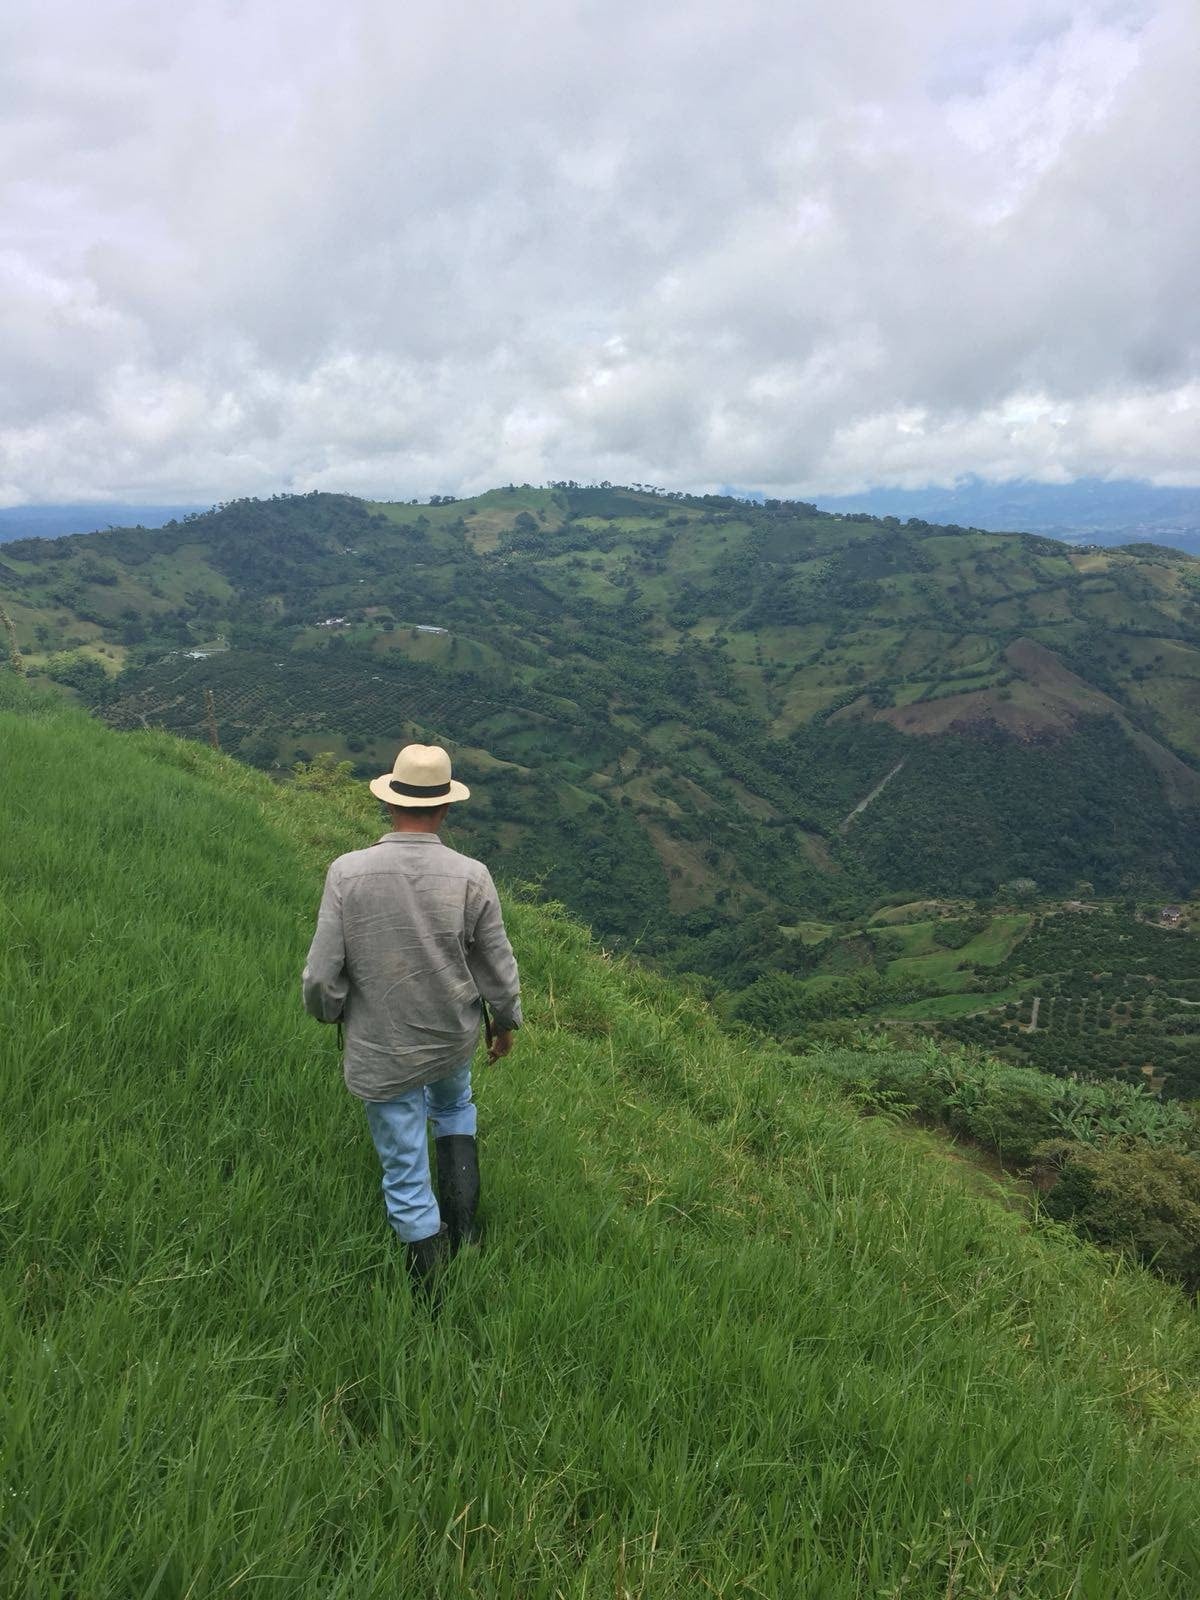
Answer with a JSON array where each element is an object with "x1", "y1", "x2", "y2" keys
[{"x1": 302, "y1": 742, "x2": 521, "y2": 1290}]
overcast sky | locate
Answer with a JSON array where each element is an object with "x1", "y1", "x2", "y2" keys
[{"x1": 1, "y1": 0, "x2": 1197, "y2": 505}]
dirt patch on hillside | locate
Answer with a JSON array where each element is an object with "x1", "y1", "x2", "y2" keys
[
  {"x1": 875, "y1": 686, "x2": 1063, "y2": 739},
  {"x1": 1128, "y1": 729, "x2": 1200, "y2": 806},
  {"x1": 799, "y1": 831, "x2": 839, "y2": 872},
  {"x1": 673, "y1": 773, "x2": 727, "y2": 814},
  {"x1": 868, "y1": 636, "x2": 1200, "y2": 807},
  {"x1": 643, "y1": 821, "x2": 751, "y2": 913},
  {"x1": 462, "y1": 505, "x2": 565, "y2": 554},
  {"x1": 869, "y1": 899, "x2": 950, "y2": 925},
  {"x1": 876, "y1": 637, "x2": 1117, "y2": 740},
  {"x1": 728, "y1": 776, "x2": 779, "y2": 820},
  {"x1": 615, "y1": 774, "x2": 684, "y2": 818},
  {"x1": 1005, "y1": 637, "x2": 1114, "y2": 705}
]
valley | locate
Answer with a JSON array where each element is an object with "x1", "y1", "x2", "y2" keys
[{"x1": 3, "y1": 484, "x2": 1199, "y2": 1033}]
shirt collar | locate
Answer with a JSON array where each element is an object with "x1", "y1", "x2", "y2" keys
[{"x1": 376, "y1": 831, "x2": 445, "y2": 846}]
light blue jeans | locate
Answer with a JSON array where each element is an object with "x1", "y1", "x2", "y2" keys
[{"x1": 363, "y1": 1062, "x2": 477, "y2": 1243}]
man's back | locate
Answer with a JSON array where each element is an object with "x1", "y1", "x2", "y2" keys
[{"x1": 303, "y1": 831, "x2": 522, "y2": 1101}]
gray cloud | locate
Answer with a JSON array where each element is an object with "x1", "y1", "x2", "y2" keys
[{"x1": 1, "y1": 0, "x2": 1196, "y2": 504}]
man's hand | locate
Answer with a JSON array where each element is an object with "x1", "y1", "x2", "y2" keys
[{"x1": 487, "y1": 1029, "x2": 515, "y2": 1064}]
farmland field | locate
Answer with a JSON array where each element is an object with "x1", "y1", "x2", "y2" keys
[{"x1": 737, "y1": 902, "x2": 1200, "y2": 1098}]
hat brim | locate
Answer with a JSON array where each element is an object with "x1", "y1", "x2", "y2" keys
[{"x1": 369, "y1": 774, "x2": 470, "y2": 807}]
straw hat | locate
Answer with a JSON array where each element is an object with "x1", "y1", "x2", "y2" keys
[{"x1": 369, "y1": 743, "x2": 471, "y2": 807}]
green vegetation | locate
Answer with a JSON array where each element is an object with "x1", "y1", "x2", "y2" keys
[
  {"x1": 810, "y1": 1042, "x2": 1196, "y2": 1168},
  {"x1": 735, "y1": 900, "x2": 1200, "y2": 1098},
  {"x1": 6, "y1": 677, "x2": 1200, "y2": 1596},
  {"x1": 732, "y1": 902, "x2": 1200, "y2": 1285},
  {"x1": 6, "y1": 483, "x2": 1200, "y2": 1246},
  {"x1": 939, "y1": 910, "x2": 1200, "y2": 1097},
  {"x1": 1038, "y1": 1141, "x2": 1200, "y2": 1289},
  {"x1": 4, "y1": 486, "x2": 1200, "y2": 997}
]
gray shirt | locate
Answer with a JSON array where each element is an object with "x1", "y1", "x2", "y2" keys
[{"x1": 302, "y1": 832, "x2": 522, "y2": 1101}]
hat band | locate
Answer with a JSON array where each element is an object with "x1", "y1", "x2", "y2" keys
[{"x1": 390, "y1": 778, "x2": 451, "y2": 797}]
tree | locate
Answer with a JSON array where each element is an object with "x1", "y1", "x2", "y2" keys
[
  {"x1": 240, "y1": 735, "x2": 278, "y2": 768},
  {"x1": 292, "y1": 752, "x2": 356, "y2": 790}
]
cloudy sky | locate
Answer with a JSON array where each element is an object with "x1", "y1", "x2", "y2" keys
[{"x1": 1, "y1": 0, "x2": 1197, "y2": 505}]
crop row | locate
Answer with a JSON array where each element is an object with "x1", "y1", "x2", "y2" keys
[{"x1": 102, "y1": 654, "x2": 552, "y2": 746}]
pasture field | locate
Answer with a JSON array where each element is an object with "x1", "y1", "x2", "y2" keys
[
  {"x1": 882, "y1": 916, "x2": 1030, "y2": 984},
  {"x1": 5, "y1": 676, "x2": 1200, "y2": 1596},
  {"x1": 885, "y1": 987, "x2": 1025, "y2": 1019},
  {"x1": 786, "y1": 919, "x2": 836, "y2": 945}
]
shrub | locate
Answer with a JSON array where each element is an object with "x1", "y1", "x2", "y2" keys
[
  {"x1": 1035, "y1": 1141, "x2": 1200, "y2": 1290},
  {"x1": 291, "y1": 752, "x2": 356, "y2": 790},
  {"x1": 807, "y1": 1042, "x2": 1196, "y2": 1166}
]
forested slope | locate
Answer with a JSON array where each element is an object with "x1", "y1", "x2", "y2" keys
[
  {"x1": 3, "y1": 486, "x2": 1200, "y2": 985},
  {"x1": 4, "y1": 675, "x2": 1200, "y2": 1598}
]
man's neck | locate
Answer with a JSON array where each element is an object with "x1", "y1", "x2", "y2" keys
[{"x1": 390, "y1": 818, "x2": 443, "y2": 835}]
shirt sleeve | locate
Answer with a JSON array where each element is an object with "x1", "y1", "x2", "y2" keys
[
  {"x1": 302, "y1": 864, "x2": 350, "y2": 1023},
  {"x1": 465, "y1": 869, "x2": 522, "y2": 1032}
]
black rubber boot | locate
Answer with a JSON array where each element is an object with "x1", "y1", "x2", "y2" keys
[
  {"x1": 435, "y1": 1135, "x2": 482, "y2": 1252},
  {"x1": 405, "y1": 1223, "x2": 449, "y2": 1298}
]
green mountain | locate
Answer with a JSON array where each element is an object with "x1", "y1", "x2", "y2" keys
[
  {"x1": 4, "y1": 674, "x2": 1200, "y2": 1596},
  {"x1": 3, "y1": 486, "x2": 1199, "y2": 986}
]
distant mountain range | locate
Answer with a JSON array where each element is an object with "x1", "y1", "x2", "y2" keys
[
  {"x1": 811, "y1": 478, "x2": 1200, "y2": 556},
  {"x1": 8, "y1": 479, "x2": 1200, "y2": 554},
  {"x1": 0, "y1": 504, "x2": 206, "y2": 543}
]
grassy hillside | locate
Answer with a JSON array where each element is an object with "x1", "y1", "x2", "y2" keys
[
  {"x1": 5, "y1": 676, "x2": 1200, "y2": 1597},
  {"x1": 2, "y1": 487, "x2": 1199, "y2": 988}
]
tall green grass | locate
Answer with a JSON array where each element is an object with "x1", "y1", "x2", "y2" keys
[{"x1": 4, "y1": 677, "x2": 1200, "y2": 1597}]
